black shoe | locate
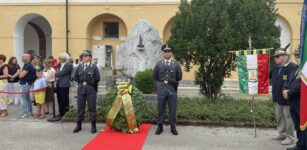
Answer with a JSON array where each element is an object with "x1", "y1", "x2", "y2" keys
[
  {"x1": 47, "y1": 116, "x2": 62, "y2": 122},
  {"x1": 73, "y1": 122, "x2": 82, "y2": 133},
  {"x1": 287, "y1": 146, "x2": 300, "y2": 150},
  {"x1": 171, "y1": 126, "x2": 178, "y2": 135},
  {"x1": 91, "y1": 121, "x2": 97, "y2": 134},
  {"x1": 155, "y1": 124, "x2": 163, "y2": 135}
]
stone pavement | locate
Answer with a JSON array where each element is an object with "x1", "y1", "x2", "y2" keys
[
  {"x1": 0, "y1": 104, "x2": 293, "y2": 150},
  {"x1": 0, "y1": 85, "x2": 287, "y2": 150},
  {"x1": 144, "y1": 126, "x2": 289, "y2": 150}
]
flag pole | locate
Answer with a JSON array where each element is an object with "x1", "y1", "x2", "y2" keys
[
  {"x1": 249, "y1": 36, "x2": 257, "y2": 138},
  {"x1": 252, "y1": 95, "x2": 257, "y2": 138},
  {"x1": 230, "y1": 38, "x2": 273, "y2": 138}
]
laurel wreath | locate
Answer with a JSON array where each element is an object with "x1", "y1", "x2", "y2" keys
[{"x1": 99, "y1": 87, "x2": 149, "y2": 133}]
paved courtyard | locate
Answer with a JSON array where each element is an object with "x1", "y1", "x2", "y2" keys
[{"x1": 0, "y1": 104, "x2": 293, "y2": 150}]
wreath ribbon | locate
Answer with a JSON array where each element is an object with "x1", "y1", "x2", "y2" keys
[{"x1": 106, "y1": 83, "x2": 139, "y2": 133}]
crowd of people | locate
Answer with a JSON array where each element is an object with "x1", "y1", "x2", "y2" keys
[
  {"x1": 0, "y1": 51, "x2": 101, "y2": 121},
  {"x1": 0, "y1": 46, "x2": 181, "y2": 135}
]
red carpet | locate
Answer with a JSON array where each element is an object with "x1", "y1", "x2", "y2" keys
[{"x1": 83, "y1": 124, "x2": 152, "y2": 150}]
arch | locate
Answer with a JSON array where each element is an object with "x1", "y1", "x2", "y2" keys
[
  {"x1": 275, "y1": 15, "x2": 292, "y2": 53},
  {"x1": 86, "y1": 13, "x2": 128, "y2": 68},
  {"x1": 163, "y1": 16, "x2": 175, "y2": 43},
  {"x1": 86, "y1": 13, "x2": 128, "y2": 42},
  {"x1": 14, "y1": 13, "x2": 52, "y2": 63}
]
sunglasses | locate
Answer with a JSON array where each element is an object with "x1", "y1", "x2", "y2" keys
[{"x1": 274, "y1": 55, "x2": 283, "y2": 58}]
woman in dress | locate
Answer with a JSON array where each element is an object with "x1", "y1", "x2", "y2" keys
[
  {"x1": 0, "y1": 54, "x2": 9, "y2": 117},
  {"x1": 43, "y1": 59, "x2": 56, "y2": 116}
]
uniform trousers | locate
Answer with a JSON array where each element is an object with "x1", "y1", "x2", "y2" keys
[
  {"x1": 157, "y1": 86, "x2": 177, "y2": 126},
  {"x1": 77, "y1": 93, "x2": 96, "y2": 122},
  {"x1": 290, "y1": 106, "x2": 307, "y2": 149}
]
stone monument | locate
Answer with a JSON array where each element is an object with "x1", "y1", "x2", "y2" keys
[{"x1": 116, "y1": 19, "x2": 163, "y2": 77}]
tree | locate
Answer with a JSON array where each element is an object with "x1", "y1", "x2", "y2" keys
[{"x1": 169, "y1": 0, "x2": 280, "y2": 99}]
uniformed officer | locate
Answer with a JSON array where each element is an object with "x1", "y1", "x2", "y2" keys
[
  {"x1": 270, "y1": 48, "x2": 297, "y2": 145},
  {"x1": 153, "y1": 44, "x2": 182, "y2": 135},
  {"x1": 283, "y1": 50, "x2": 306, "y2": 150},
  {"x1": 73, "y1": 50, "x2": 100, "y2": 134}
]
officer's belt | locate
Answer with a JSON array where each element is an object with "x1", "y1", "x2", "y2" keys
[
  {"x1": 81, "y1": 81, "x2": 94, "y2": 86},
  {"x1": 159, "y1": 80, "x2": 170, "y2": 85}
]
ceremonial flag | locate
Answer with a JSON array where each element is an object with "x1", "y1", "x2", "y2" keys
[
  {"x1": 301, "y1": 42, "x2": 307, "y2": 131},
  {"x1": 300, "y1": 0, "x2": 307, "y2": 131},
  {"x1": 236, "y1": 50, "x2": 269, "y2": 95}
]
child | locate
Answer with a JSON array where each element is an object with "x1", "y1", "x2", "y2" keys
[{"x1": 33, "y1": 68, "x2": 47, "y2": 119}]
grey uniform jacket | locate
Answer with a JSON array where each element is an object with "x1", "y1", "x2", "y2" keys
[
  {"x1": 74, "y1": 62, "x2": 100, "y2": 95},
  {"x1": 55, "y1": 62, "x2": 73, "y2": 87},
  {"x1": 153, "y1": 60, "x2": 182, "y2": 95}
]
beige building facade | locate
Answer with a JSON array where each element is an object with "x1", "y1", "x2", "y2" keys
[{"x1": 0, "y1": 0, "x2": 303, "y2": 80}]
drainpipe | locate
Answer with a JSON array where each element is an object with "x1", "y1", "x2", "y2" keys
[{"x1": 66, "y1": 0, "x2": 69, "y2": 53}]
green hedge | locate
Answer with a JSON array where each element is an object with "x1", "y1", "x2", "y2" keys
[
  {"x1": 65, "y1": 96, "x2": 276, "y2": 127},
  {"x1": 175, "y1": 97, "x2": 275, "y2": 126},
  {"x1": 134, "y1": 69, "x2": 155, "y2": 94}
]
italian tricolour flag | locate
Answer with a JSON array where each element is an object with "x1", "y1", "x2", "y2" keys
[
  {"x1": 299, "y1": 0, "x2": 307, "y2": 131},
  {"x1": 236, "y1": 50, "x2": 269, "y2": 95},
  {"x1": 301, "y1": 52, "x2": 307, "y2": 131}
]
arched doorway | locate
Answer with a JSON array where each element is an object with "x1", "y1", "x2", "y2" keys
[
  {"x1": 14, "y1": 13, "x2": 52, "y2": 63},
  {"x1": 86, "y1": 13, "x2": 127, "y2": 68},
  {"x1": 275, "y1": 15, "x2": 291, "y2": 52}
]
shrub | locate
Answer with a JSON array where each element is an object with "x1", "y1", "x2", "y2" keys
[
  {"x1": 134, "y1": 69, "x2": 155, "y2": 94},
  {"x1": 64, "y1": 96, "x2": 275, "y2": 127}
]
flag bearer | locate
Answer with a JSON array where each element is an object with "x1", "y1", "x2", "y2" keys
[{"x1": 283, "y1": 50, "x2": 306, "y2": 150}]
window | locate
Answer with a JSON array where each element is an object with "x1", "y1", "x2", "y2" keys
[{"x1": 104, "y1": 22, "x2": 119, "y2": 38}]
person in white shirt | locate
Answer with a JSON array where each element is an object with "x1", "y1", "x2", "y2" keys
[
  {"x1": 92, "y1": 57, "x2": 101, "y2": 70},
  {"x1": 54, "y1": 52, "x2": 73, "y2": 119}
]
